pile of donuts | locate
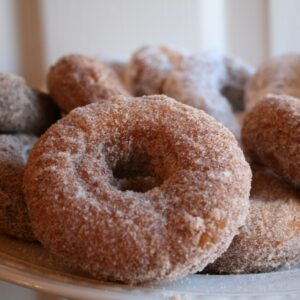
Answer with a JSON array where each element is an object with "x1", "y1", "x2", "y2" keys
[{"x1": 0, "y1": 45, "x2": 299, "y2": 285}]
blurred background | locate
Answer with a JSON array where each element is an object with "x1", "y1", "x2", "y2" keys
[
  {"x1": 0, "y1": 0, "x2": 300, "y2": 299},
  {"x1": 1, "y1": 0, "x2": 300, "y2": 89}
]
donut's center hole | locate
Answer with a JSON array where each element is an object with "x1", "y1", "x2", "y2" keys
[
  {"x1": 112, "y1": 152, "x2": 161, "y2": 193},
  {"x1": 221, "y1": 86, "x2": 245, "y2": 112}
]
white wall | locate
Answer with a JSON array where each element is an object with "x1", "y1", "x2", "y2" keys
[
  {"x1": 0, "y1": 0, "x2": 20, "y2": 74},
  {"x1": 2, "y1": 0, "x2": 289, "y2": 88},
  {"x1": 269, "y1": 0, "x2": 300, "y2": 56},
  {"x1": 225, "y1": 0, "x2": 269, "y2": 65},
  {"x1": 3, "y1": 0, "x2": 300, "y2": 88},
  {"x1": 41, "y1": 0, "x2": 204, "y2": 63}
]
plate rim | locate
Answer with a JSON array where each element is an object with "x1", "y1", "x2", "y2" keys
[{"x1": 1, "y1": 258, "x2": 300, "y2": 300}]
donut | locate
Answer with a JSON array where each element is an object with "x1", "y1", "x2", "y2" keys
[
  {"x1": 245, "y1": 54, "x2": 300, "y2": 110},
  {"x1": 108, "y1": 60, "x2": 127, "y2": 83},
  {"x1": 242, "y1": 94, "x2": 300, "y2": 187},
  {"x1": 205, "y1": 167, "x2": 300, "y2": 274},
  {"x1": 23, "y1": 95, "x2": 251, "y2": 284},
  {"x1": 0, "y1": 134, "x2": 37, "y2": 241},
  {"x1": 47, "y1": 54, "x2": 130, "y2": 113},
  {"x1": 163, "y1": 52, "x2": 254, "y2": 137},
  {"x1": 124, "y1": 45, "x2": 187, "y2": 96},
  {"x1": 101, "y1": 57, "x2": 127, "y2": 83},
  {"x1": 0, "y1": 73, "x2": 60, "y2": 135}
]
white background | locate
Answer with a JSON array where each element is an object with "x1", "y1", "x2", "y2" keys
[
  {"x1": 1, "y1": 0, "x2": 300, "y2": 89},
  {"x1": 0, "y1": 0, "x2": 300, "y2": 299}
]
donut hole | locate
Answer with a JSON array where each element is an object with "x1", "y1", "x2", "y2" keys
[
  {"x1": 221, "y1": 86, "x2": 245, "y2": 112},
  {"x1": 112, "y1": 152, "x2": 162, "y2": 193}
]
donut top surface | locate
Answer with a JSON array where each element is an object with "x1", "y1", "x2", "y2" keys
[
  {"x1": 242, "y1": 94, "x2": 300, "y2": 186},
  {"x1": 125, "y1": 45, "x2": 187, "y2": 96},
  {"x1": 0, "y1": 73, "x2": 60, "y2": 135},
  {"x1": 47, "y1": 54, "x2": 130, "y2": 112},
  {"x1": 24, "y1": 95, "x2": 251, "y2": 284}
]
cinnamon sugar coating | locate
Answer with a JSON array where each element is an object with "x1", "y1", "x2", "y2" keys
[
  {"x1": 245, "y1": 54, "x2": 300, "y2": 110},
  {"x1": 163, "y1": 52, "x2": 254, "y2": 137},
  {"x1": 0, "y1": 73, "x2": 60, "y2": 135},
  {"x1": 242, "y1": 94, "x2": 300, "y2": 187},
  {"x1": 23, "y1": 95, "x2": 251, "y2": 284},
  {"x1": 105, "y1": 60, "x2": 127, "y2": 84},
  {"x1": 0, "y1": 134, "x2": 36, "y2": 241},
  {"x1": 205, "y1": 167, "x2": 300, "y2": 274},
  {"x1": 124, "y1": 45, "x2": 187, "y2": 96},
  {"x1": 47, "y1": 54, "x2": 130, "y2": 113}
]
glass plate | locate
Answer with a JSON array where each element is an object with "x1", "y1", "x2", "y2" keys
[{"x1": 0, "y1": 233, "x2": 299, "y2": 300}]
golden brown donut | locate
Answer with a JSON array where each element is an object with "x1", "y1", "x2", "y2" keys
[
  {"x1": 163, "y1": 52, "x2": 254, "y2": 138},
  {"x1": 0, "y1": 73, "x2": 60, "y2": 135},
  {"x1": 245, "y1": 54, "x2": 300, "y2": 110},
  {"x1": 205, "y1": 167, "x2": 300, "y2": 274},
  {"x1": 103, "y1": 58, "x2": 127, "y2": 83},
  {"x1": 242, "y1": 94, "x2": 300, "y2": 187},
  {"x1": 124, "y1": 45, "x2": 187, "y2": 96},
  {"x1": 47, "y1": 54, "x2": 130, "y2": 113},
  {"x1": 24, "y1": 95, "x2": 251, "y2": 284},
  {"x1": 0, "y1": 134, "x2": 36, "y2": 241}
]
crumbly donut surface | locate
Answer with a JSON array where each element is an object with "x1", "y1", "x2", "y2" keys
[
  {"x1": 163, "y1": 52, "x2": 254, "y2": 137},
  {"x1": 0, "y1": 73, "x2": 60, "y2": 135},
  {"x1": 47, "y1": 54, "x2": 130, "y2": 113},
  {"x1": 242, "y1": 94, "x2": 300, "y2": 187},
  {"x1": 125, "y1": 45, "x2": 187, "y2": 96},
  {"x1": 0, "y1": 134, "x2": 37, "y2": 240},
  {"x1": 245, "y1": 54, "x2": 300, "y2": 110},
  {"x1": 107, "y1": 60, "x2": 127, "y2": 84},
  {"x1": 24, "y1": 95, "x2": 251, "y2": 284},
  {"x1": 205, "y1": 167, "x2": 300, "y2": 274}
]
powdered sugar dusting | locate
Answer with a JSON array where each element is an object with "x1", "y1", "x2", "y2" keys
[
  {"x1": 242, "y1": 94, "x2": 300, "y2": 187},
  {"x1": 0, "y1": 134, "x2": 37, "y2": 240},
  {"x1": 124, "y1": 45, "x2": 188, "y2": 96},
  {"x1": 23, "y1": 95, "x2": 251, "y2": 284},
  {"x1": 0, "y1": 73, "x2": 59, "y2": 135},
  {"x1": 47, "y1": 54, "x2": 130, "y2": 113},
  {"x1": 205, "y1": 167, "x2": 300, "y2": 273},
  {"x1": 163, "y1": 51, "x2": 254, "y2": 138}
]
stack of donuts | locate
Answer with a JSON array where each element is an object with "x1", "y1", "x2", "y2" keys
[
  {"x1": 0, "y1": 74, "x2": 60, "y2": 240},
  {"x1": 0, "y1": 45, "x2": 299, "y2": 285}
]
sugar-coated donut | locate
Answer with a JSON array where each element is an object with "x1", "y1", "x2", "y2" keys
[
  {"x1": 24, "y1": 95, "x2": 251, "y2": 284},
  {"x1": 163, "y1": 52, "x2": 254, "y2": 137},
  {"x1": 242, "y1": 94, "x2": 300, "y2": 187},
  {"x1": 205, "y1": 167, "x2": 300, "y2": 274},
  {"x1": 102, "y1": 57, "x2": 127, "y2": 84},
  {"x1": 47, "y1": 54, "x2": 130, "y2": 113},
  {"x1": 0, "y1": 73, "x2": 60, "y2": 135},
  {"x1": 125, "y1": 45, "x2": 187, "y2": 96},
  {"x1": 245, "y1": 54, "x2": 300, "y2": 110},
  {"x1": 0, "y1": 134, "x2": 37, "y2": 241}
]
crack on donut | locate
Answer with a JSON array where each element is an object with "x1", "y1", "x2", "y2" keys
[{"x1": 112, "y1": 151, "x2": 162, "y2": 193}]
